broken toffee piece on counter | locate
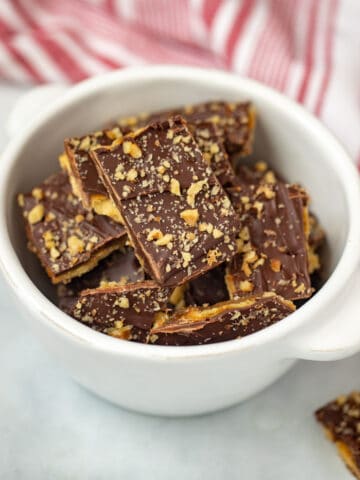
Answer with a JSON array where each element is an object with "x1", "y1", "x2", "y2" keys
[
  {"x1": 62, "y1": 127, "x2": 123, "y2": 223},
  {"x1": 316, "y1": 392, "x2": 360, "y2": 479},
  {"x1": 149, "y1": 292, "x2": 295, "y2": 346},
  {"x1": 58, "y1": 247, "x2": 144, "y2": 314},
  {"x1": 226, "y1": 181, "x2": 312, "y2": 301},
  {"x1": 18, "y1": 171, "x2": 126, "y2": 284},
  {"x1": 92, "y1": 116, "x2": 240, "y2": 287},
  {"x1": 72, "y1": 280, "x2": 171, "y2": 342}
]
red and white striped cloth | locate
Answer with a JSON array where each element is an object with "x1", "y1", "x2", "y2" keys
[{"x1": 0, "y1": 0, "x2": 359, "y2": 162}]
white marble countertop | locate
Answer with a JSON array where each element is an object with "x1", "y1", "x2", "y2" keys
[{"x1": 0, "y1": 83, "x2": 357, "y2": 479}]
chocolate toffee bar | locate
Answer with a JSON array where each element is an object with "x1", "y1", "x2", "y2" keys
[
  {"x1": 234, "y1": 162, "x2": 321, "y2": 275},
  {"x1": 62, "y1": 100, "x2": 254, "y2": 212},
  {"x1": 91, "y1": 116, "x2": 240, "y2": 287},
  {"x1": 316, "y1": 392, "x2": 360, "y2": 479},
  {"x1": 226, "y1": 181, "x2": 312, "y2": 300},
  {"x1": 18, "y1": 171, "x2": 126, "y2": 284},
  {"x1": 235, "y1": 161, "x2": 280, "y2": 186},
  {"x1": 117, "y1": 115, "x2": 240, "y2": 187},
  {"x1": 71, "y1": 280, "x2": 171, "y2": 342},
  {"x1": 149, "y1": 292, "x2": 295, "y2": 346},
  {"x1": 117, "y1": 100, "x2": 256, "y2": 158},
  {"x1": 61, "y1": 127, "x2": 123, "y2": 222},
  {"x1": 189, "y1": 121, "x2": 238, "y2": 187},
  {"x1": 58, "y1": 247, "x2": 144, "y2": 314}
]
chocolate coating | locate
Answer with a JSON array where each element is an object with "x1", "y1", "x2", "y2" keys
[
  {"x1": 58, "y1": 247, "x2": 144, "y2": 314},
  {"x1": 235, "y1": 162, "x2": 280, "y2": 186},
  {"x1": 117, "y1": 101, "x2": 255, "y2": 158},
  {"x1": 189, "y1": 121, "x2": 238, "y2": 187},
  {"x1": 150, "y1": 292, "x2": 295, "y2": 346},
  {"x1": 92, "y1": 116, "x2": 240, "y2": 286},
  {"x1": 64, "y1": 130, "x2": 116, "y2": 202},
  {"x1": 18, "y1": 171, "x2": 126, "y2": 284},
  {"x1": 72, "y1": 280, "x2": 171, "y2": 342},
  {"x1": 226, "y1": 182, "x2": 312, "y2": 300}
]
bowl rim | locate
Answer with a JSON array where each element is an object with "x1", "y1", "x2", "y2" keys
[{"x1": 1, "y1": 64, "x2": 359, "y2": 360}]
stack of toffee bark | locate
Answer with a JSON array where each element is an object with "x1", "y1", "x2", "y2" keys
[{"x1": 18, "y1": 101, "x2": 324, "y2": 346}]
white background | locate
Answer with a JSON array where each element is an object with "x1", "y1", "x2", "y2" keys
[{"x1": 0, "y1": 82, "x2": 356, "y2": 479}]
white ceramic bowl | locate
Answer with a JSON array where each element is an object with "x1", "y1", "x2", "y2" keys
[{"x1": 1, "y1": 66, "x2": 360, "y2": 417}]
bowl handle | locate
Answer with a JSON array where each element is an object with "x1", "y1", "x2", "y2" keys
[
  {"x1": 6, "y1": 84, "x2": 68, "y2": 138},
  {"x1": 290, "y1": 267, "x2": 360, "y2": 361}
]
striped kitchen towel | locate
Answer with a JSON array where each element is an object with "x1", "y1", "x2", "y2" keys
[{"x1": 0, "y1": 0, "x2": 359, "y2": 161}]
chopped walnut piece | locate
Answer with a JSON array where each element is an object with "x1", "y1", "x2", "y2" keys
[
  {"x1": 255, "y1": 161, "x2": 268, "y2": 172},
  {"x1": 114, "y1": 164, "x2": 125, "y2": 181},
  {"x1": 264, "y1": 171, "x2": 276, "y2": 184},
  {"x1": 147, "y1": 229, "x2": 163, "y2": 241},
  {"x1": 270, "y1": 258, "x2": 281, "y2": 272},
  {"x1": 28, "y1": 204, "x2": 45, "y2": 224},
  {"x1": 294, "y1": 283, "x2": 306, "y2": 294},
  {"x1": 207, "y1": 249, "x2": 221, "y2": 266},
  {"x1": 187, "y1": 180, "x2": 207, "y2": 207},
  {"x1": 67, "y1": 235, "x2": 85, "y2": 256},
  {"x1": 126, "y1": 168, "x2": 138, "y2": 182},
  {"x1": 79, "y1": 136, "x2": 91, "y2": 150},
  {"x1": 50, "y1": 246, "x2": 60, "y2": 259},
  {"x1": 239, "y1": 280, "x2": 254, "y2": 292},
  {"x1": 170, "y1": 178, "x2": 181, "y2": 196},
  {"x1": 182, "y1": 251, "x2": 193, "y2": 268},
  {"x1": 180, "y1": 209, "x2": 199, "y2": 227},
  {"x1": 155, "y1": 234, "x2": 173, "y2": 247},
  {"x1": 123, "y1": 141, "x2": 142, "y2": 158},
  {"x1": 106, "y1": 127, "x2": 122, "y2": 140},
  {"x1": 115, "y1": 296, "x2": 130, "y2": 309},
  {"x1": 17, "y1": 194, "x2": 25, "y2": 207},
  {"x1": 199, "y1": 222, "x2": 214, "y2": 234},
  {"x1": 257, "y1": 185, "x2": 276, "y2": 200},
  {"x1": 32, "y1": 188, "x2": 43, "y2": 200},
  {"x1": 213, "y1": 228, "x2": 223, "y2": 239}
]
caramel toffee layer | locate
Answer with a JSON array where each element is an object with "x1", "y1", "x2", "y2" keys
[
  {"x1": 309, "y1": 212, "x2": 325, "y2": 250},
  {"x1": 316, "y1": 392, "x2": 360, "y2": 479},
  {"x1": 232, "y1": 163, "x2": 321, "y2": 275},
  {"x1": 58, "y1": 247, "x2": 144, "y2": 314},
  {"x1": 18, "y1": 171, "x2": 126, "y2": 284},
  {"x1": 62, "y1": 127, "x2": 123, "y2": 222},
  {"x1": 149, "y1": 292, "x2": 295, "y2": 346},
  {"x1": 226, "y1": 181, "x2": 312, "y2": 301},
  {"x1": 72, "y1": 280, "x2": 171, "y2": 342},
  {"x1": 92, "y1": 116, "x2": 240, "y2": 286}
]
